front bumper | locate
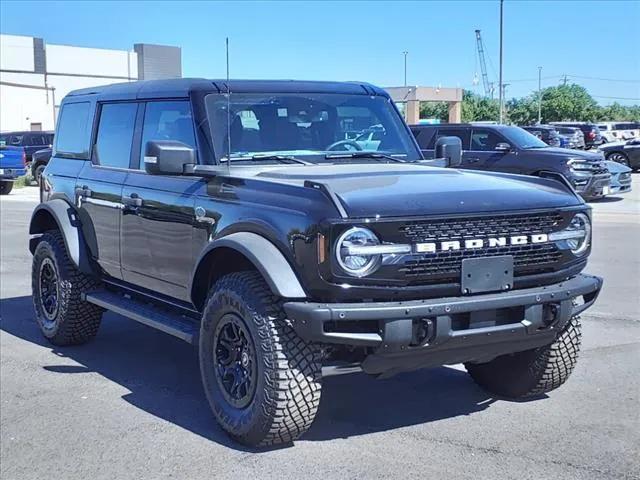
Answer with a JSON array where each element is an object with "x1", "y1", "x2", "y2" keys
[
  {"x1": 285, "y1": 274, "x2": 602, "y2": 375},
  {"x1": 573, "y1": 172, "x2": 611, "y2": 199},
  {"x1": 610, "y1": 174, "x2": 632, "y2": 194}
]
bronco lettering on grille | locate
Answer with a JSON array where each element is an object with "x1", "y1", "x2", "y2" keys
[{"x1": 415, "y1": 234, "x2": 549, "y2": 253}]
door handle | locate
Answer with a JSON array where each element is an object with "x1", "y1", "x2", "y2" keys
[
  {"x1": 75, "y1": 186, "x2": 92, "y2": 198},
  {"x1": 467, "y1": 157, "x2": 482, "y2": 164}
]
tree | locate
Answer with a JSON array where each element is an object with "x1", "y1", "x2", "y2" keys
[
  {"x1": 597, "y1": 102, "x2": 638, "y2": 121},
  {"x1": 414, "y1": 84, "x2": 638, "y2": 125},
  {"x1": 539, "y1": 84, "x2": 600, "y2": 122},
  {"x1": 506, "y1": 96, "x2": 538, "y2": 125},
  {"x1": 419, "y1": 101, "x2": 448, "y2": 122},
  {"x1": 461, "y1": 90, "x2": 500, "y2": 122}
]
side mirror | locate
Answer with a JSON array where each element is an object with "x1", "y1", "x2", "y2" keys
[
  {"x1": 144, "y1": 140, "x2": 195, "y2": 175},
  {"x1": 435, "y1": 136, "x2": 462, "y2": 168},
  {"x1": 495, "y1": 142, "x2": 511, "y2": 152}
]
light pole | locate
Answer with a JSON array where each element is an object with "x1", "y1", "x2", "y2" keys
[
  {"x1": 403, "y1": 51, "x2": 408, "y2": 87},
  {"x1": 498, "y1": 0, "x2": 504, "y2": 123},
  {"x1": 537, "y1": 66, "x2": 542, "y2": 124}
]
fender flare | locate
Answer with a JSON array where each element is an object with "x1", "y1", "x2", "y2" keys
[
  {"x1": 29, "y1": 199, "x2": 91, "y2": 273},
  {"x1": 193, "y1": 232, "x2": 307, "y2": 300}
]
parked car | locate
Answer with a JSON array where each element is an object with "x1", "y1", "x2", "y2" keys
[
  {"x1": 555, "y1": 126, "x2": 586, "y2": 149},
  {"x1": 549, "y1": 123, "x2": 603, "y2": 149},
  {"x1": 520, "y1": 125, "x2": 561, "y2": 147},
  {"x1": 611, "y1": 122, "x2": 640, "y2": 139},
  {"x1": 597, "y1": 123, "x2": 619, "y2": 143},
  {"x1": 0, "y1": 142, "x2": 27, "y2": 195},
  {"x1": 605, "y1": 160, "x2": 632, "y2": 195},
  {"x1": 410, "y1": 123, "x2": 611, "y2": 200},
  {"x1": 599, "y1": 138, "x2": 640, "y2": 170},
  {"x1": 30, "y1": 147, "x2": 52, "y2": 185},
  {"x1": 29, "y1": 78, "x2": 603, "y2": 447},
  {"x1": 0, "y1": 131, "x2": 54, "y2": 165}
]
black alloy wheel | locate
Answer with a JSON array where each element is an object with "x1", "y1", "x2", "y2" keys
[
  {"x1": 38, "y1": 257, "x2": 60, "y2": 325},
  {"x1": 213, "y1": 313, "x2": 257, "y2": 409}
]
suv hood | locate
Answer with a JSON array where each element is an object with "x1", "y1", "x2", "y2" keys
[
  {"x1": 529, "y1": 147, "x2": 603, "y2": 161},
  {"x1": 256, "y1": 164, "x2": 582, "y2": 218}
]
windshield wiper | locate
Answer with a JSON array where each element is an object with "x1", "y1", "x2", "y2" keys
[
  {"x1": 324, "y1": 152, "x2": 407, "y2": 163},
  {"x1": 222, "y1": 154, "x2": 314, "y2": 165}
]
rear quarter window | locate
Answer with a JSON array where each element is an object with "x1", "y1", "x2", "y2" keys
[{"x1": 55, "y1": 102, "x2": 92, "y2": 158}]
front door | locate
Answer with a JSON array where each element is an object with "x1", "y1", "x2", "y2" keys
[
  {"x1": 76, "y1": 102, "x2": 138, "y2": 280},
  {"x1": 463, "y1": 128, "x2": 509, "y2": 171},
  {"x1": 120, "y1": 100, "x2": 203, "y2": 302}
]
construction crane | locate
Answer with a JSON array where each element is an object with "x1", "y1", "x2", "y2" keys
[{"x1": 475, "y1": 29, "x2": 494, "y2": 98}]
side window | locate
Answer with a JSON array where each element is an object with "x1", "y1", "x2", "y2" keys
[
  {"x1": 139, "y1": 101, "x2": 196, "y2": 169},
  {"x1": 28, "y1": 135, "x2": 44, "y2": 146},
  {"x1": 471, "y1": 129, "x2": 502, "y2": 151},
  {"x1": 411, "y1": 128, "x2": 436, "y2": 149},
  {"x1": 432, "y1": 128, "x2": 470, "y2": 150},
  {"x1": 9, "y1": 135, "x2": 23, "y2": 146},
  {"x1": 94, "y1": 103, "x2": 137, "y2": 168},
  {"x1": 55, "y1": 102, "x2": 92, "y2": 158}
]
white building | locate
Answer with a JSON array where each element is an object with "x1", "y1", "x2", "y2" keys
[{"x1": 0, "y1": 34, "x2": 181, "y2": 132}]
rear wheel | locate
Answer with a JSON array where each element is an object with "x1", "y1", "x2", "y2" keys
[
  {"x1": 0, "y1": 181, "x2": 13, "y2": 195},
  {"x1": 606, "y1": 152, "x2": 630, "y2": 168},
  {"x1": 465, "y1": 315, "x2": 582, "y2": 398},
  {"x1": 32, "y1": 231, "x2": 103, "y2": 345},
  {"x1": 199, "y1": 271, "x2": 322, "y2": 447}
]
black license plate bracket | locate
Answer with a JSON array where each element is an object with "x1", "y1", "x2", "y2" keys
[{"x1": 461, "y1": 255, "x2": 514, "y2": 294}]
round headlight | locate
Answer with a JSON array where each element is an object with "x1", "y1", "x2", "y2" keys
[
  {"x1": 335, "y1": 227, "x2": 381, "y2": 277},
  {"x1": 567, "y1": 213, "x2": 591, "y2": 255}
]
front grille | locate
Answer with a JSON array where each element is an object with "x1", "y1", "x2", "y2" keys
[
  {"x1": 395, "y1": 212, "x2": 566, "y2": 285},
  {"x1": 399, "y1": 212, "x2": 563, "y2": 243},
  {"x1": 399, "y1": 243, "x2": 562, "y2": 283}
]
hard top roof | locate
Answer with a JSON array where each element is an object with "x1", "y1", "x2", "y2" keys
[
  {"x1": 410, "y1": 123, "x2": 516, "y2": 130},
  {"x1": 65, "y1": 78, "x2": 390, "y2": 101}
]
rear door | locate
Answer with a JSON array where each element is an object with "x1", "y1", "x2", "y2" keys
[
  {"x1": 77, "y1": 102, "x2": 139, "y2": 280},
  {"x1": 120, "y1": 100, "x2": 202, "y2": 302}
]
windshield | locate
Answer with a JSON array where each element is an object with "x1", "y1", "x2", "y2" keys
[
  {"x1": 501, "y1": 126, "x2": 549, "y2": 149},
  {"x1": 205, "y1": 93, "x2": 420, "y2": 163}
]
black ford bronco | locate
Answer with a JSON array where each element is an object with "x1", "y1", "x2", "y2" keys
[{"x1": 30, "y1": 79, "x2": 602, "y2": 447}]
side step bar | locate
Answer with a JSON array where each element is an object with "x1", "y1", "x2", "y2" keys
[{"x1": 84, "y1": 290, "x2": 199, "y2": 345}]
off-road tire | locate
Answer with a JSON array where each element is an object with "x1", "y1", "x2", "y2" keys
[
  {"x1": 0, "y1": 181, "x2": 13, "y2": 195},
  {"x1": 605, "y1": 151, "x2": 631, "y2": 168},
  {"x1": 32, "y1": 230, "x2": 103, "y2": 345},
  {"x1": 199, "y1": 271, "x2": 322, "y2": 447},
  {"x1": 34, "y1": 164, "x2": 46, "y2": 185},
  {"x1": 465, "y1": 315, "x2": 582, "y2": 398}
]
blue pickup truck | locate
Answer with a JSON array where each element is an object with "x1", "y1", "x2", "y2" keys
[{"x1": 0, "y1": 142, "x2": 27, "y2": 195}]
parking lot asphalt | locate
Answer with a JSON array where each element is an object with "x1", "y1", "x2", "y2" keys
[{"x1": 1, "y1": 180, "x2": 639, "y2": 480}]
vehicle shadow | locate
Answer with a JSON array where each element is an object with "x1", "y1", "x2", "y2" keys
[
  {"x1": 0, "y1": 295, "x2": 525, "y2": 449},
  {"x1": 590, "y1": 196, "x2": 624, "y2": 203}
]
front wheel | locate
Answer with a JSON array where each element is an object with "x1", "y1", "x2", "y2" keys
[
  {"x1": 465, "y1": 315, "x2": 582, "y2": 398},
  {"x1": 0, "y1": 181, "x2": 13, "y2": 195},
  {"x1": 606, "y1": 152, "x2": 630, "y2": 168},
  {"x1": 31, "y1": 231, "x2": 103, "y2": 345},
  {"x1": 199, "y1": 271, "x2": 322, "y2": 447}
]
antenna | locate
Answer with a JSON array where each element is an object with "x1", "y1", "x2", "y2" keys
[{"x1": 226, "y1": 37, "x2": 231, "y2": 174}]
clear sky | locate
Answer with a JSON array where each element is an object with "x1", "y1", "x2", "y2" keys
[{"x1": 1, "y1": 0, "x2": 639, "y2": 105}]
